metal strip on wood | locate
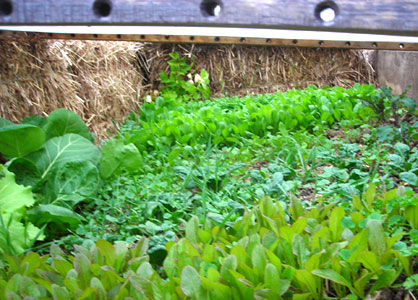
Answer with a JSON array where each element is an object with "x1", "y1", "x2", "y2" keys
[
  {"x1": 1, "y1": 30, "x2": 417, "y2": 51},
  {"x1": 1, "y1": 0, "x2": 418, "y2": 36}
]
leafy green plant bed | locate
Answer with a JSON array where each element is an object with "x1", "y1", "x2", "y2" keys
[{"x1": 0, "y1": 53, "x2": 417, "y2": 299}]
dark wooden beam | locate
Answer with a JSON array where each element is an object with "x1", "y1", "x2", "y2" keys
[{"x1": 1, "y1": 0, "x2": 418, "y2": 36}]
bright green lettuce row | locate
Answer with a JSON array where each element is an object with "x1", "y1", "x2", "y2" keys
[
  {"x1": 0, "y1": 165, "x2": 44, "y2": 256},
  {"x1": 161, "y1": 196, "x2": 407, "y2": 300},
  {"x1": 1, "y1": 189, "x2": 413, "y2": 300},
  {"x1": 121, "y1": 85, "x2": 378, "y2": 153}
]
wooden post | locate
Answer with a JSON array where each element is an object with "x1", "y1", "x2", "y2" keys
[{"x1": 377, "y1": 51, "x2": 418, "y2": 102}]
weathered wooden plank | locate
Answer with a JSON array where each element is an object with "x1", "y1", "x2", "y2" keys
[
  {"x1": 1, "y1": 0, "x2": 418, "y2": 36},
  {"x1": 1, "y1": 30, "x2": 417, "y2": 51}
]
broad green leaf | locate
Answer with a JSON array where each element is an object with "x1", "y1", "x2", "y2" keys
[
  {"x1": 220, "y1": 255, "x2": 237, "y2": 284},
  {"x1": 296, "y1": 269, "x2": 321, "y2": 298},
  {"x1": 369, "y1": 269, "x2": 397, "y2": 294},
  {"x1": 21, "y1": 115, "x2": 47, "y2": 128},
  {"x1": 53, "y1": 259, "x2": 73, "y2": 277},
  {"x1": 0, "y1": 117, "x2": 14, "y2": 128},
  {"x1": 0, "y1": 166, "x2": 42, "y2": 255},
  {"x1": 251, "y1": 244, "x2": 267, "y2": 281},
  {"x1": 185, "y1": 216, "x2": 199, "y2": 244},
  {"x1": 357, "y1": 251, "x2": 380, "y2": 272},
  {"x1": 45, "y1": 160, "x2": 100, "y2": 204},
  {"x1": 131, "y1": 237, "x2": 149, "y2": 258},
  {"x1": 312, "y1": 269, "x2": 353, "y2": 289},
  {"x1": 44, "y1": 108, "x2": 93, "y2": 141},
  {"x1": 352, "y1": 196, "x2": 363, "y2": 210},
  {"x1": 20, "y1": 276, "x2": 41, "y2": 298},
  {"x1": 399, "y1": 172, "x2": 418, "y2": 186},
  {"x1": 113, "y1": 242, "x2": 129, "y2": 274},
  {"x1": 0, "y1": 123, "x2": 45, "y2": 157},
  {"x1": 51, "y1": 284, "x2": 71, "y2": 300},
  {"x1": 96, "y1": 240, "x2": 116, "y2": 266},
  {"x1": 264, "y1": 263, "x2": 280, "y2": 294},
  {"x1": 6, "y1": 158, "x2": 41, "y2": 189},
  {"x1": 293, "y1": 234, "x2": 309, "y2": 268},
  {"x1": 90, "y1": 277, "x2": 106, "y2": 300},
  {"x1": 405, "y1": 206, "x2": 418, "y2": 229},
  {"x1": 201, "y1": 277, "x2": 231, "y2": 299},
  {"x1": 264, "y1": 249, "x2": 282, "y2": 275},
  {"x1": 366, "y1": 219, "x2": 386, "y2": 257},
  {"x1": 290, "y1": 197, "x2": 304, "y2": 220},
  {"x1": 304, "y1": 252, "x2": 323, "y2": 272},
  {"x1": 74, "y1": 253, "x2": 92, "y2": 289},
  {"x1": 329, "y1": 206, "x2": 345, "y2": 242},
  {"x1": 365, "y1": 183, "x2": 376, "y2": 207},
  {"x1": 181, "y1": 266, "x2": 202, "y2": 300},
  {"x1": 0, "y1": 166, "x2": 34, "y2": 213},
  {"x1": 291, "y1": 217, "x2": 307, "y2": 234},
  {"x1": 293, "y1": 293, "x2": 312, "y2": 300},
  {"x1": 27, "y1": 204, "x2": 83, "y2": 228},
  {"x1": 99, "y1": 139, "x2": 143, "y2": 179},
  {"x1": 28, "y1": 134, "x2": 100, "y2": 179}
]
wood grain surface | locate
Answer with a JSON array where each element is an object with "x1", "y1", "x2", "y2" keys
[
  {"x1": 1, "y1": 0, "x2": 418, "y2": 36},
  {"x1": 1, "y1": 30, "x2": 416, "y2": 51}
]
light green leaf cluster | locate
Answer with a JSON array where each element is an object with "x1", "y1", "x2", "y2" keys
[{"x1": 0, "y1": 165, "x2": 43, "y2": 255}]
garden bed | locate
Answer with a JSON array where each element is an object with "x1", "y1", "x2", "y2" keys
[{"x1": 0, "y1": 55, "x2": 417, "y2": 299}]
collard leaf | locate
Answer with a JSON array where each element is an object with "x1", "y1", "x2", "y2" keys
[
  {"x1": 0, "y1": 123, "x2": 46, "y2": 157},
  {"x1": 44, "y1": 109, "x2": 93, "y2": 142},
  {"x1": 21, "y1": 115, "x2": 47, "y2": 128},
  {"x1": 45, "y1": 160, "x2": 100, "y2": 204},
  {"x1": 6, "y1": 158, "x2": 41, "y2": 189},
  {"x1": 28, "y1": 134, "x2": 100, "y2": 180},
  {"x1": 399, "y1": 172, "x2": 418, "y2": 186},
  {"x1": 27, "y1": 204, "x2": 83, "y2": 228},
  {"x1": 0, "y1": 117, "x2": 14, "y2": 128},
  {"x1": 99, "y1": 139, "x2": 143, "y2": 178}
]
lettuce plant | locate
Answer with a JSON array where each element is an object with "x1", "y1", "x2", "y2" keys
[
  {"x1": 0, "y1": 165, "x2": 43, "y2": 255},
  {"x1": 1, "y1": 196, "x2": 413, "y2": 299}
]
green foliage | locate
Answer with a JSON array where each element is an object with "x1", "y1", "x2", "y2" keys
[
  {"x1": 99, "y1": 138, "x2": 143, "y2": 179},
  {"x1": 160, "y1": 52, "x2": 211, "y2": 102},
  {"x1": 43, "y1": 108, "x2": 94, "y2": 142},
  {"x1": 1, "y1": 81, "x2": 416, "y2": 298},
  {"x1": 1, "y1": 197, "x2": 413, "y2": 299},
  {"x1": 0, "y1": 165, "x2": 43, "y2": 255},
  {"x1": 0, "y1": 109, "x2": 101, "y2": 251},
  {"x1": 121, "y1": 84, "x2": 377, "y2": 153},
  {"x1": 0, "y1": 121, "x2": 46, "y2": 157},
  {"x1": 0, "y1": 238, "x2": 154, "y2": 300}
]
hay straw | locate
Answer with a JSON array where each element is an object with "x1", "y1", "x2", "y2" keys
[
  {"x1": 141, "y1": 44, "x2": 375, "y2": 97},
  {"x1": 0, "y1": 34, "x2": 375, "y2": 140}
]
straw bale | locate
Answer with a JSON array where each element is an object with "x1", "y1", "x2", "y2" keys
[
  {"x1": 140, "y1": 44, "x2": 375, "y2": 97},
  {"x1": 0, "y1": 34, "x2": 145, "y2": 140},
  {"x1": 0, "y1": 34, "x2": 375, "y2": 140}
]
